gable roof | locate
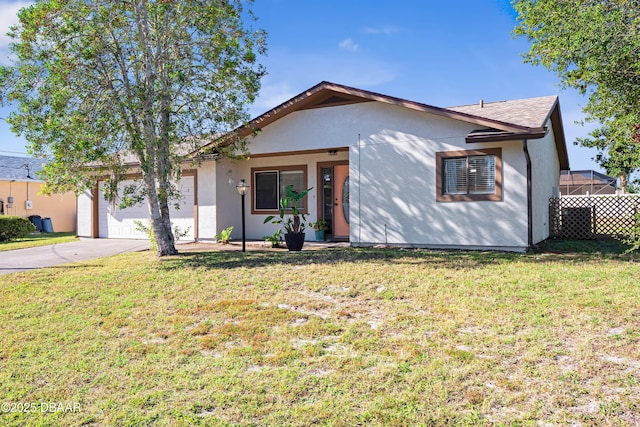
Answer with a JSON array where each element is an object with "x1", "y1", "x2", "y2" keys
[
  {"x1": 0, "y1": 155, "x2": 45, "y2": 182},
  {"x1": 199, "y1": 81, "x2": 569, "y2": 169}
]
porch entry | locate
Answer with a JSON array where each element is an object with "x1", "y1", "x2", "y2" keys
[{"x1": 318, "y1": 162, "x2": 350, "y2": 240}]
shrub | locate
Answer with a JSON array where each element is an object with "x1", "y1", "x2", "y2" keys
[
  {"x1": 215, "y1": 226, "x2": 234, "y2": 244},
  {"x1": 622, "y1": 210, "x2": 640, "y2": 253},
  {"x1": 0, "y1": 216, "x2": 36, "y2": 242}
]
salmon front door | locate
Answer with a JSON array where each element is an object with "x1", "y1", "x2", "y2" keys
[
  {"x1": 318, "y1": 162, "x2": 350, "y2": 240},
  {"x1": 333, "y1": 164, "x2": 350, "y2": 238}
]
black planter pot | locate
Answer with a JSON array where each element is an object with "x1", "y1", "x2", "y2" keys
[{"x1": 284, "y1": 233, "x2": 305, "y2": 251}]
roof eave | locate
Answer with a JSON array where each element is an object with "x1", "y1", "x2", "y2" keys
[
  {"x1": 465, "y1": 129, "x2": 547, "y2": 143},
  {"x1": 193, "y1": 81, "x2": 540, "y2": 156}
]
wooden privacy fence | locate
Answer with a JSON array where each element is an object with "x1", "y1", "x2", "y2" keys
[{"x1": 549, "y1": 195, "x2": 640, "y2": 239}]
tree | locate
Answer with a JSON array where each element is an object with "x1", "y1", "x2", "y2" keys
[
  {"x1": 513, "y1": 0, "x2": 640, "y2": 188},
  {"x1": 0, "y1": 0, "x2": 266, "y2": 256}
]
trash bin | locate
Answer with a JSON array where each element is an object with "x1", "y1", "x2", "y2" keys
[
  {"x1": 41, "y1": 217, "x2": 54, "y2": 233},
  {"x1": 28, "y1": 215, "x2": 43, "y2": 232}
]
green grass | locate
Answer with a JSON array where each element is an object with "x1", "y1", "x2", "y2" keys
[
  {"x1": 1, "y1": 244, "x2": 639, "y2": 426},
  {"x1": 0, "y1": 232, "x2": 77, "y2": 252}
]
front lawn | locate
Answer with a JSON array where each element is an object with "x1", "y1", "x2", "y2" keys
[
  {"x1": 0, "y1": 232, "x2": 77, "y2": 252},
  {"x1": 1, "y1": 246, "x2": 639, "y2": 426}
]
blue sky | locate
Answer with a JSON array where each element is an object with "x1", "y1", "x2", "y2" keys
[{"x1": 0, "y1": 0, "x2": 601, "y2": 171}]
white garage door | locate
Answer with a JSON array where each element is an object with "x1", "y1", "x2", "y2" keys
[{"x1": 98, "y1": 176, "x2": 195, "y2": 240}]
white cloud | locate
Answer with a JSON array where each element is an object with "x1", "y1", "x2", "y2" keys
[
  {"x1": 338, "y1": 38, "x2": 359, "y2": 53},
  {"x1": 250, "y1": 48, "x2": 397, "y2": 117},
  {"x1": 0, "y1": 1, "x2": 32, "y2": 65},
  {"x1": 362, "y1": 25, "x2": 400, "y2": 35},
  {"x1": 250, "y1": 81, "x2": 297, "y2": 114}
]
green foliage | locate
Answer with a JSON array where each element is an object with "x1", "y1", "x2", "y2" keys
[
  {"x1": 134, "y1": 220, "x2": 157, "y2": 253},
  {"x1": 310, "y1": 219, "x2": 329, "y2": 231},
  {"x1": 172, "y1": 224, "x2": 191, "y2": 242},
  {"x1": 0, "y1": 0, "x2": 266, "y2": 255},
  {"x1": 263, "y1": 229, "x2": 282, "y2": 248},
  {"x1": 215, "y1": 226, "x2": 234, "y2": 244},
  {"x1": 513, "y1": 0, "x2": 640, "y2": 182},
  {"x1": 0, "y1": 216, "x2": 36, "y2": 242},
  {"x1": 135, "y1": 219, "x2": 190, "y2": 252},
  {"x1": 622, "y1": 210, "x2": 640, "y2": 253},
  {"x1": 263, "y1": 185, "x2": 313, "y2": 235}
]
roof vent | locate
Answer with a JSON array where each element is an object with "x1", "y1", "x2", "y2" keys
[{"x1": 479, "y1": 99, "x2": 484, "y2": 108}]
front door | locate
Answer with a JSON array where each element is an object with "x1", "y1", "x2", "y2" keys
[{"x1": 333, "y1": 164, "x2": 350, "y2": 238}]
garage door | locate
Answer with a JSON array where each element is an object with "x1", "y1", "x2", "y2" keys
[{"x1": 98, "y1": 176, "x2": 195, "y2": 240}]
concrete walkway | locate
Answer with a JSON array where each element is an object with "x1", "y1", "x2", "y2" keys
[{"x1": 0, "y1": 238, "x2": 150, "y2": 275}]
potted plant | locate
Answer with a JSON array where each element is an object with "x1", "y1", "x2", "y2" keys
[
  {"x1": 310, "y1": 219, "x2": 329, "y2": 241},
  {"x1": 264, "y1": 184, "x2": 313, "y2": 251}
]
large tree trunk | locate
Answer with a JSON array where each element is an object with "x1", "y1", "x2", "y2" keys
[{"x1": 144, "y1": 171, "x2": 178, "y2": 256}]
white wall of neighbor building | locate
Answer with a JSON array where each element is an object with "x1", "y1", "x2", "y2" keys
[{"x1": 528, "y1": 125, "x2": 561, "y2": 244}]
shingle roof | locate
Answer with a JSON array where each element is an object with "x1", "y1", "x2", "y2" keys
[
  {"x1": 447, "y1": 96, "x2": 558, "y2": 129},
  {"x1": 199, "y1": 81, "x2": 568, "y2": 169},
  {"x1": 0, "y1": 155, "x2": 46, "y2": 181}
]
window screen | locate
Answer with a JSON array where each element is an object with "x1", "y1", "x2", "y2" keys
[
  {"x1": 255, "y1": 171, "x2": 278, "y2": 210},
  {"x1": 253, "y1": 168, "x2": 306, "y2": 211},
  {"x1": 443, "y1": 155, "x2": 495, "y2": 195},
  {"x1": 279, "y1": 170, "x2": 305, "y2": 209}
]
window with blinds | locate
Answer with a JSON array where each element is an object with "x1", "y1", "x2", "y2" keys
[
  {"x1": 443, "y1": 155, "x2": 495, "y2": 195},
  {"x1": 436, "y1": 148, "x2": 502, "y2": 202},
  {"x1": 252, "y1": 167, "x2": 307, "y2": 211}
]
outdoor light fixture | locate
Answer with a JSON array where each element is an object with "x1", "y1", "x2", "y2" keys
[
  {"x1": 328, "y1": 149, "x2": 338, "y2": 156},
  {"x1": 236, "y1": 179, "x2": 249, "y2": 252},
  {"x1": 236, "y1": 179, "x2": 249, "y2": 196}
]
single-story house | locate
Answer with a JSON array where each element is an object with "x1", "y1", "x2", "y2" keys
[
  {"x1": 0, "y1": 155, "x2": 77, "y2": 232},
  {"x1": 77, "y1": 81, "x2": 569, "y2": 252},
  {"x1": 559, "y1": 170, "x2": 616, "y2": 196}
]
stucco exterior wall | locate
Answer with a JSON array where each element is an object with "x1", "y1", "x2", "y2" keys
[
  {"x1": 213, "y1": 152, "x2": 348, "y2": 241},
  {"x1": 196, "y1": 161, "x2": 217, "y2": 240},
  {"x1": 344, "y1": 103, "x2": 528, "y2": 250},
  {"x1": 247, "y1": 106, "x2": 364, "y2": 154},
  {"x1": 528, "y1": 125, "x2": 561, "y2": 244},
  {"x1": 0, "y1": 180, "x2": 76, "y2": 232},
  {"x1": 227, "y1": 101, "x2": 530, "y2": 250}
]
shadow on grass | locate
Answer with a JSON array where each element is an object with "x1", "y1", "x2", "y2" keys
[
  {"x1": 157, "y1": 247, "x2": 515, "y2": 271},
  {"x1": 534, "y1": 238, "x2": 634, "y2": 255},
  {"x1": 157, "y1": 240, "x2": 639, "y2": 272}
]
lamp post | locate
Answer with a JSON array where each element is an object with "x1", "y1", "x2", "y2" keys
[{"x1": 236, "y1": 179, "x2": 249, "y2": 252}]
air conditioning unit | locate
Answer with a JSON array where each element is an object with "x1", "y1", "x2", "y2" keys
[{"x1": 25, "y1": 200, "x2": 33, "y2": 210}]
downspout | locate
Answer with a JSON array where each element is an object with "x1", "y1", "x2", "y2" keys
[{"x1": 522, "y1": 139, "x2": 533, "y2": 249}]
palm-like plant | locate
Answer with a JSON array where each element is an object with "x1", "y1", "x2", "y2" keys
[{"x1": 264, "y1": 185, "x2": 313, "y2": 234}]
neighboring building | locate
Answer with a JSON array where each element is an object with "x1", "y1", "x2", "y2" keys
[
  {"x1": 77, "y1": 81, "x2": 569, "y2": 252},
  {"x1": 0, "y1": 155, "x2": 77, "y2": 232},
  {"x1": 559, "y1": 170, "x2": 617, "y2": 195}
]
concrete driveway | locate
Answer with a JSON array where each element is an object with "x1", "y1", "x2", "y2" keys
[{"x1": 0, "y1": 238, "x2": 150, "y2": 275}]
